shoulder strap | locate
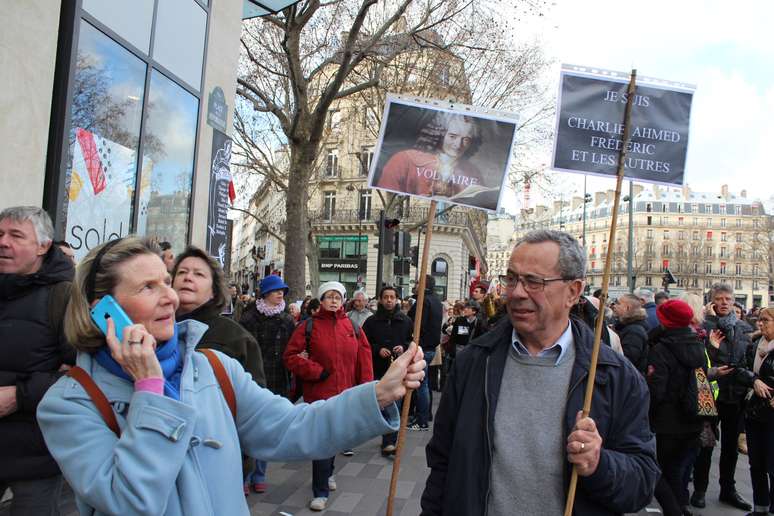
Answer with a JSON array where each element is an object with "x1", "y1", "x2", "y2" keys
[
  {"x1": 67, "y1": 366, "x2": 121, "y2": 437},
  {"x1": 305, "y1": 317, "x2": 314, "y2": 354},
  {"x1": 199, "y1": 349, "x2": 237, "y2": 420}
]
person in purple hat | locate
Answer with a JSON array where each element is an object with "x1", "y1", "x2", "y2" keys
[{"x1": 239, "y1": 273, "x2": 297, "y2": 494}]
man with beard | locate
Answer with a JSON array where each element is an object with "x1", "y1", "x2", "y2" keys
[
  {"x1": 421, "y1": 230, "x2": 657, "y2": 516},
  {"x1": 0, "y1": 207, "x2": 75, "y2": 514},
  {"x1": 362, "y1": 286, "x2": 413, "y2": 456}
]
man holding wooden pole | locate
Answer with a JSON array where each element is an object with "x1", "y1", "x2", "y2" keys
[{"x1": 419, "y1": 230, "x2": 659, "y2": 516}]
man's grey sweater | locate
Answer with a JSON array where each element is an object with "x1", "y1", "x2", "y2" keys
[{"x1": 487, "y1": 343, "x2": 576, "y2": 516}]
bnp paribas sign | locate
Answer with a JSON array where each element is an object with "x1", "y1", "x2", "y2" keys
[{"x1": 551, "y1": 64, "x2": 695, "y2": 186}]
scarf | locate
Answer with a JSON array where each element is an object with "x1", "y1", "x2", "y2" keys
[
  {"x1": 256, "y1": 298, "x2": 286, "y2": 316},
  {"x1": 94, "y1": 324, "x2": 184, "y2": 400},
  {"x1": 754, "y1": 336, "x2": 774, "y2": 375}
]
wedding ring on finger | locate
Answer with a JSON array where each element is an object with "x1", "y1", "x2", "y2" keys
[
  {"x1": 128, "y1": 340, "x2": 142, "y2": 345},
  {"x1": 580, "y1": 442, "x2": 585, "y2": 451}
]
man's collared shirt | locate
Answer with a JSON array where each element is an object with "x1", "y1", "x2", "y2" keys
[{"x1": 511, "y1": 321, "x2": 573, "y2": 365}]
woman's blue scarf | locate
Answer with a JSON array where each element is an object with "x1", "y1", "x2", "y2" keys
[{"x1": 94, "y1": 324, "x2": 184, "y2": 400}]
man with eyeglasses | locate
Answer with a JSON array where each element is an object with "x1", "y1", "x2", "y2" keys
[{"x1": 421, "y1": 230, "x2": 658, "y2": 516}]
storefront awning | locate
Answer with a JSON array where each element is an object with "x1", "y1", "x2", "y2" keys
[{"x1": 242, "y1": 0, "x2": 301, "y2": 19}]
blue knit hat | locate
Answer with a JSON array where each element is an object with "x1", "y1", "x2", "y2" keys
[{"x1": 259, "y1": 275, "x2": 289, "y2": 298}]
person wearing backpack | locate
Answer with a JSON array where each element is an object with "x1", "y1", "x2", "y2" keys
[
  {"x1": 647, "y1": 299, "x2": 708, "y2": 515},
  {"x1": 35, "y1": 238, "x2": 425, "y2": 516},
  {"x1": 283, "y1": 281, "x2": 375, "y2": 511}
]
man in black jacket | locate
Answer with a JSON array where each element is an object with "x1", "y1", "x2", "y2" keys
[
  {"x1": 421, "y1": 230, "x2": 658, "y2": 516},
  {"x1": 362, "y1": 286, "x2": 413, "y2": 455},
  {"x1": 0, "y1": 206, "x2": 75, "y2": 514},
  {"x1": 408, "y1": 275, "x2": 443, "y2": 431},
  {"x1": 690, "y1": 283, "x2": 754, "y2": 511},
  {"x1": 613, "y1": 293, "x2": 650, "y2": 374}
]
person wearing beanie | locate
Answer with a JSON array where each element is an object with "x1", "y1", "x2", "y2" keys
[
  {"x1": 283, "y1": 280, "x2": 374, "y2": 511},
  {"x1": 239, "y1": 274, "x2": 296, "y2": 494},
  {"x1": 646, "y1": 299, "x2": 708, "y2": 516}
]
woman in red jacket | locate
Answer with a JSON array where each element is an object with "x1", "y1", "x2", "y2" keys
[{"x1": 283, "y1": 281, "x2": 373, "y2": 511}]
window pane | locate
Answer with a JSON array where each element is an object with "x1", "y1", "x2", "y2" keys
[
  {"x1": 64, "y1": 21, "x2": 146, "y2": 260},
  {"x1": 82, "y1": 0, "x2": 155, "y2": 53},
  {"x1": 137, "y1": 70, "x2": 198, "y2": 253},
  {"x1": 153, "y1": 0, "x2": 207, "y2": 90}
]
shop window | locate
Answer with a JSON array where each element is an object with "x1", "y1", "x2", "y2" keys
[
  {"x1": 137, "y1": 70, "x2": 198, "y2": 252},
  {"x1": 63, "y1": 21, "x2": 146, "y2": 259},
  {"x1": 152, "y1": 0, "x2": 207, "y2": 90},
  {"x1": 82, "y1": 0, "x2": 155, "y2": 53}
]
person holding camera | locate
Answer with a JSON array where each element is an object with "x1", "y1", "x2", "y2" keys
[{"x1": 691, "y1": 283, "x2": 756, "y2": 511}]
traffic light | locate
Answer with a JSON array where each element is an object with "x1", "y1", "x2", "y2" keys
[
  {"x1": 383, "y1": 218, "x2": 399, "y2": 254},
  {"x1": 410, "y1": 245, "x2": 419, "y2": 267}
]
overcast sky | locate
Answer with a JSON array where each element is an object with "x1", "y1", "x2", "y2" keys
[{"x1": 503, "y1": 0, "x2": 774, "y2": 210}]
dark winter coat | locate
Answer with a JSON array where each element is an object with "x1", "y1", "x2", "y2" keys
[
  {"x1": 283, "y1": 308, "x2": 373, "y2": 403},
  {"x1": 362, "y1": 304, "x2": 413, "y2": 379},
  {"x1": 177, "y1": 301, "x2": 266, "y2": 387},
  {"x1": 0, "y1": 246, "x2": 75, "y2": 482},
  {"x1": 704, "y1": 314, "x2": 754, "y2": 404},
  {"x1": 646, "y1": 326, "x2": 707, "y2": 435},
  {"x1": 615, "y1": 310, "x2": 650, "y2": 373},
  {"x1": 240, "y1": 303, "x2": 296, "y2": 396},
  {"x1": 408, "y1": 289, "x2": 443, "y2": 351},
  {"x1": 448, "y1": 316, "x2": 486, "y2": 355},
  {"x1": 421, "y1": 318, "x2": 659, "y2": 516}
]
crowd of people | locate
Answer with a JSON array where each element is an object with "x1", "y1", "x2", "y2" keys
[{"x1": 2, "y1": 205, "x2": 774, "y2": 516}]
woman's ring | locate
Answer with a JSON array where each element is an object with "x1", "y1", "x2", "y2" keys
[
  {"x1": 128, "y1": 340, "x2": 142, "y2": 345},
  {"x1": 580, "y1": 442, "x2": 585, "y2": 451}
]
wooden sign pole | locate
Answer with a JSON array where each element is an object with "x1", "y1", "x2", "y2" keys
[
  {"x1": 386, "y1": 200, "x2": 437, "y2": 516},
  {"x1": 563, "y1": 70, "x2": 637, "y2": 516}
]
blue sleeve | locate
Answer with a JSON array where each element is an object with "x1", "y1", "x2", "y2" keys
[
  {"x1": 37, "y1": 383, "x2": 197, "y2": 515},
  {"x1": 222, "y1": 351, "x2": 400, "y2": 461}
]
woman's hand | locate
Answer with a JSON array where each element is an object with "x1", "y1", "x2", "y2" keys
[
  {"x1": 708, "y1": 330, "x2": 725, "y2": 349},
  {"x1": 753, "y1": 378, "x2": 774, "y2": 399},
  {"x1": 105, "y1": 318, "x2": 163, "y2": 381},
  {"x1": 374, "y1": 342, "x2": 426, "y2": 409}
]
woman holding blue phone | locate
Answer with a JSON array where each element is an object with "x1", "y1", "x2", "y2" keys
[{"x1": 35, "y1": 236, "x2": 426, "y2": 516}]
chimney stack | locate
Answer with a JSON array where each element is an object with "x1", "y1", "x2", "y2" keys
[
  {"x1": 741, "y1": 189, "x2": 747, "y2": 198},
  {"x1": 572, "y1": 196, "x2": 582, "y2": 210},
  {"x1": 681, "y1": 183, "x2": 691, "y2": 201},
  {"x1": 721, "y1": 184, "x2": 729, "y2": 200},
  {"x1": 594, "y1": 192, "x2": 606, "y2": 206}
]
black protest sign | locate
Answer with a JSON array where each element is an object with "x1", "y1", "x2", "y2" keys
[
  {"x1": 206, "y1": 129, "x2": 232, "y2": 267},
  {"x1": 552, "y1": 68, "x2": 694, "y2": 185},
  {"x1": 368, "y1": 96, "x2": 518, "y2": 212}
]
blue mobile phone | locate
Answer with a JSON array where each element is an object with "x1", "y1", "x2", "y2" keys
[{"x1": 91, "y1": 295, "x2": 134, "y2": 340}]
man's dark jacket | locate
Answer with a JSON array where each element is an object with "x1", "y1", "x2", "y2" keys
[
  {"x1": 362, "y1": 304, "x2": 413, "y2": 379},
  {"x1": 178, "y1": 301, "x2": 266, "y2": 388},
  {"x1": 703, "y1": 314, "x2": 754, "y2": 404},
  {"x1": 0, "y1": 246, "x2": 74, "y2": 482},
  {"x1": 408, "y1": 288, "x2": 443, "y2": 351},
  {"x1": 239, "y1": 303, "x2": 294, "y2": 396},
  {"x1": 614, "y1": 311, "x2": 650, "y2": 374},
  {"x1": 420, "y1": 318, "x2": 659, "y2": 516}
]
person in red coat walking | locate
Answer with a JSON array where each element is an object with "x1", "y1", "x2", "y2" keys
[{"x1": 283, "y1": 281, "x2": 373, "y2": 511}]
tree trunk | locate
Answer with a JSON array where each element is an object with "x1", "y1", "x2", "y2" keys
[
  {"x1": 284, "y1": 151, "x2": 313, "y2": 300},
  {"x1": 306, "y1": 231, "x2": 320, "y2": 296}
]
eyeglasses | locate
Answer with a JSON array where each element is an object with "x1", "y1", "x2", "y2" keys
[
  {"x1": 760, "y1": 318, "x2": 774, "y2": 325},
  {"x1": 498, "y1": 273, "x2": 573, "y2": 292},
  {"x1": 323, "y1": 294, "x2": 342, "y2": 301}
]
